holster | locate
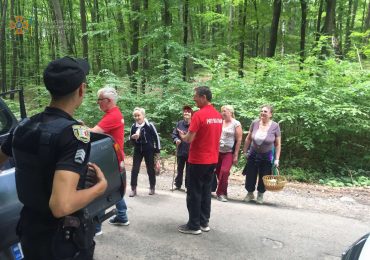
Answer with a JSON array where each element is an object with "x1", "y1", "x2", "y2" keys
[
  {"x1": 52, "y1": 213, "x2": 95, "y2": 259},
  {"x1": 62, "y1": 214, "x2": 95, "y2": 250}
]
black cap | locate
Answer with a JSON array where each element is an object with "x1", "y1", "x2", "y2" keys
[{"x1": 43, "y1": 56, "x2": 90, "y2": 96}]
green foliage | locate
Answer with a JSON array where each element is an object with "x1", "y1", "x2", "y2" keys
[
  {"x1": 196, "y1": 55, "x2": 370, "y2": 175},
  {"x1": 17, "y1": 55, "x2": 370, "y2": 185},
  {"x1": 319, "y1": 168, "x2": 370, "y2": 187},
  {"x1": 285, "y1": 168, "x2": 322, "y2": 183}
]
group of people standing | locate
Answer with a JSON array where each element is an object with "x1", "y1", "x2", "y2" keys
[
  {"x1": 172, "y1": 101, "x2": 281, "y2": 207},
  {"x1": 90, "y1": 80, "x2": 281, "y2": 237},
  {"x1": 169, "y1": 86, "x2": 282, "y2": 235},
  {"x1": 0, "y1": 56, "x2": 281, "y2": 259}
]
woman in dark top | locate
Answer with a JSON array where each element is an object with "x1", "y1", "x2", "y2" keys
[
  {"x1": 171, "y1": 105, "x2": 193, "y2": 190},
  {"x1": 242, "y1": 105, "x2": 281, "y2": 204},
  {"x1": 129, "y1": 107, "x2": 161, "y2": 196}
]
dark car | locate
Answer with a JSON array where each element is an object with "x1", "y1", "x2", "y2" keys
[{"x1": 342, "y1": 233, "x2": 370, "y2": 260}]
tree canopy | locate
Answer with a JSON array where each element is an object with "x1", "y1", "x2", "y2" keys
[{"x1": 0, "y1": 0, "x2": 369, "y2": 183}]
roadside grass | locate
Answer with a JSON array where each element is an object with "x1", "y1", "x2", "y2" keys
[
  {"x1": 285, "y1": 167, "x2": 370, "y2": 187},
  {"x1": 156, "y1": 153, "x2": 370, "y2": 188}
]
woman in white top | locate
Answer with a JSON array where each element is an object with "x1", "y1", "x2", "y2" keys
[{"x1": 214, "y1": 105, "x2": 243, "y2": 202}]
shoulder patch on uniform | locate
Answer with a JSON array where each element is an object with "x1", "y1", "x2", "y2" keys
[
  {"x1": 72, "y1": 125, "x2": 90, "y2": 143},
  {"x1": 75, "y1": 149, "x2": 86, "y2": 164}
]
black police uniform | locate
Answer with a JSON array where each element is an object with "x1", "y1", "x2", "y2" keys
[{"x1": 1, "y1": 107, "x2": 95, "y2": 260}]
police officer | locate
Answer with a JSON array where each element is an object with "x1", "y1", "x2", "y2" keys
[{"x1": 0, "y1": 57, "x2": 108, "y2": 259}]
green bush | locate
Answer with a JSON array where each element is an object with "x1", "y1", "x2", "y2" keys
[{"x1": 19, "y1": 55, "x2": 370, "y2": 183}]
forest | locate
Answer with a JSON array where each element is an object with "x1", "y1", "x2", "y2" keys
[{"x1": 0, "y1": 0, "x2": 369, "y2": 186}]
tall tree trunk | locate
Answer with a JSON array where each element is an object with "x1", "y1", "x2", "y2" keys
[
  {"x1": 267, "y1": 0, "x2": 282, "y2": 57},
  {"x1": 50, "y1": 0, "x2": 68, "y2": 55},
  {"x1": 350, "y1": 0, "x2": 359, "y2": 31},
  {"x1": 300, "y1": 0, "x2": 307, "y2": 67},
  {"x1": 142, "y1": 0, "x2": 149, "y2": 91},
  {"x1": 347, "y1": 0, "x2": 359, "y2": 52},
  {"x1": 238, "y1": 0, "x2": 247, "y2": 77},
  {"x1": 315, "y1": 0, "x2": 324, "y2": 41},
  {"x1": 10, "y1": 0, "x2": 17, "y2": 95},
  {"x1": 211, "y1": 4, "x2": 222, "y2": 47},
  {"x1": 129, "y1": 0, "x2": 140, "y2": 92},
  {"x1": 281, "y1": 20, "x2": 285, "y2": 56},
  {"x1": 227, "y1": 3, "x2": 233, "y2": 56},
  {"x1": 16, "y1": 1, "x2": 24, "y2": 87},
  {"x1": 366, "y1": 1, "x2": 370, "y2": 29},
  {"x1": 182, "y1": 0, "x2": 189, "y2": 81},
  {"x1": 91, "y1": 0, "x2": 102, "y2": 73},
  {"x1": 199, "y1": 3, "x2": 206, "y2": 43},
  {"x1": 344, "y1": 0, "x2": 353, "y2": 55},
  {"x1": 103, "y1": 0, "x2": 115, "y2": 73},
  {"x1": 33, "y1": 0, "x2": 40, "y2": 84},
  {"x1": 115, "y1": 1, "x2": 130, "y2": 76},
  {"x1": 361, "y1": 0, "x2": 367, "y2": 31},
  {"x1": 79, "y1": 0, "x2": 88, "y2": 59},
  {"x1": 162, "y1": 0, "x2": 171, "y2": 86},
  {"x1": 0, "y1": 0, "x2": 8, "y2": 93},
  {"x1": 321, "y1": 0, "x2": 336, "y2": 35},
  {"x1": 67, "y1": 0, "x2": 76, "y2": 56},
  {"x1": 337, "y1": 0, "x2": 344, "y2": 57},
  {"x1": 252, "y1": 0, "x2": 260, "y2": 57},
  {"x1": 321, "y1": 0, "x2": 338, "y2": 56},
  {"x1": 186, "y1": 13, "x2": 194, "y2": 79}
]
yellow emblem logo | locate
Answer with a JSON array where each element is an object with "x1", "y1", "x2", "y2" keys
[
  {"x1": 9, "y1": 16, "x2": 30, "y2": 35},
  {"x1": 72, "y1": 125, "x2": 90, "y2": 143}
]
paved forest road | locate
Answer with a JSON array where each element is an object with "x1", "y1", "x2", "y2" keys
[{"x1": 94, "y1": 159, "x2": 369, "y2": 260}]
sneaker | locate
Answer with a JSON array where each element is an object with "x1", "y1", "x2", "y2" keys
[
  {"x1": 178, "y1": 224, "x2": 201, "y2": 235},
  {"x1": 256, "y1": 192, "x2": 264, "y2": 204},
  {"x1": 95, "y1": 230, "x2": 103, "y2": 236},
  {"x1": 129, "y1": 188, "x2": 136, "y2": 197},
  {"x1": 200, "y1": 225, "x2": 210, "y2": 232},
  {"x1": 217, "y1": 195, "x2": 228, "y2": 202},
  {"x1": 244, "y1": 192, "x2": 255, "y2": 202},
  {"x1": 149, "y1": 188, "x2": 155, "y2": 195},
  {"x1": 108, "y1": 217, "x2": 130, "y2": 226}
]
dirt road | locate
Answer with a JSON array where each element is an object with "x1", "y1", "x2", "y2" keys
[
  {"x1": 93, "y1": 157, "x2": 370, "y2": 260},
  {"x1": 127, "y1": 156, "x2": 370, "y2": 223}
]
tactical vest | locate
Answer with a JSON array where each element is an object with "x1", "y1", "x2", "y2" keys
[{"x1": 12, "y1": 115, "x2": 76, "y2": 218}]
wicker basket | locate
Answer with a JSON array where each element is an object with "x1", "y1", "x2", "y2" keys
[{"x1": 262, "y1": 168, "x2": 287, "y2": 192}]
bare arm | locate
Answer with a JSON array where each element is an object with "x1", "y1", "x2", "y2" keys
[
  {"x1": 243, "y1": 131, "x2": 252, "y2": 155},
  {"x1": 89, "y1": 125, "x2": 105, "y2": 134},
  {"x1": 274, "y1": 136, "x2": 281, "y2": 164},
  {"x1": 178, "y1": 129, "x2": 196, "y2": 143},
  {"x1": 233, "y1": 125, "x2": 243, "y2": 165},
  {"x1": 49, "y1": 163, "x2": 107, "y2": 218}
]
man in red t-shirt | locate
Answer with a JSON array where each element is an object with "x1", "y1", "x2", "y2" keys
[
  {"x1": 90, "y1": 86, "x2": 129, "y2": 235},
  {"x1": 178, "y1": 86, "x2": 222, "y2": 235}
]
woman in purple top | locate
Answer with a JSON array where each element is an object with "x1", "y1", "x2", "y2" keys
[{"x1": 242, "y1": 105, "x2": 281, "y2": 204}]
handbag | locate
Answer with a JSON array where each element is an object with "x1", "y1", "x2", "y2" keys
[{"x1": 154, "y1": 153, "x2": 161, "y2": 176}]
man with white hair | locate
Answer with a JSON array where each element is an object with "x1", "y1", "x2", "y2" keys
[{"x1": 90, "y1": 86, "x2": 129, "y2": 234}]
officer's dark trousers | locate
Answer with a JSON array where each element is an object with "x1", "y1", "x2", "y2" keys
[
  {"x1": 21, "y1": 231, "x2": 94, "y2": 260},
  {"x1": 175, "y1": 155, "x2": 189, "y2": 189},
  {"x1": 18, "y1": 209, "x2": 95, "y2": 260},
  {"x1": 131, "y1": 148, "x2": 156, "y2": 188},
  {"x1": 186, "y1": 163, "x2": 216, "y2": 230}
]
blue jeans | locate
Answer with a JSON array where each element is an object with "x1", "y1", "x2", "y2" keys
[{"x1": 95, "y1": 198, "x2": 128, "y2": 232}]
